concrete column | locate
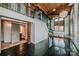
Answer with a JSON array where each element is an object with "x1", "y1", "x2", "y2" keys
[
  {"x1": 70, "y1": 8, "x2": 74, "y2": 38},
  {"x1": 27, "y1": 23, "x2": 31, "y2": 44},
  {"x1": 31, "y1": 23, "x2": 35, "y2": 43},
  {"x1": 49, "y1": 20, "x2": 51, "y2": 31},
  {"x1": 28, "y1": 3, "x2": 31, "y2": 17},
  {"x1": 64, "y1": 15, "x2": 69, "y2": 36},
  {"x1": 25, "y1": 23, "x2": 28, "y2": 41},
  {"x1": 51, "y1": 19, "x2": 54, "y2": 30},
  {"x1": 73, "y1": 4, "x2": 78, "y2": 44}
]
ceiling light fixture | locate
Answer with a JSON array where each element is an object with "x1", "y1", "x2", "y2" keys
[
  {"x1": 59, "y1": 11, "x2": 68, "y2": 18},
  {"x1": 52, "y1": 8, "x2": 56, "y2": 11}
]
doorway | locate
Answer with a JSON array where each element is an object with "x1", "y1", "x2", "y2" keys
[
  {"x1": 1, "y1": 18, "x2": 32, "y2": 50},
  {"x1": 20, "y1": 24, "x2": 26, "y2": 41}
]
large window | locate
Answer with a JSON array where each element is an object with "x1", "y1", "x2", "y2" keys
[
  {"x1": 17, "y1": 3, "x2": 21, "y2": 13},
  {"x1": 54, "y1": 18, "x2": 64, "y2": 32}
]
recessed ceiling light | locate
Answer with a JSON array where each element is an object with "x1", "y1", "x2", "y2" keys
[{"x1": 52, "y1": 8, "x2": 56, "y2": 11}]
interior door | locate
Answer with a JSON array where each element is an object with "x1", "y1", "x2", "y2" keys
[{"x1": 12, "y1": 23, "x2": 20, "y2": 43}]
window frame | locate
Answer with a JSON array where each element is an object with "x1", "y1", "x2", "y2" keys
[{"x1": 54, "y1": 17, "x2": 65, "y2": 32}]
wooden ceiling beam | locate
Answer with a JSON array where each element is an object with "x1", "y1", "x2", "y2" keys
[
  {"x1": 47, "y1": 6, "x2": 72, "y2": 16},
  {"x1": 26, "y1": 3, "x2": 73, "y2": 19},
  {"x1": 31, "y1": 3, "x2": 51, "y2": 19}
]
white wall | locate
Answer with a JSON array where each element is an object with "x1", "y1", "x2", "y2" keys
[
  {"x1": 0, "y1": 6, "x2": 48, "y2": 44},
  {"x1": 3, "y1": 21, "x2": 12, "y2": 42},
  {"x1": 34, "y1": 19, "x2": 48, "y2": 44},
  {"x1": 0, "y1": 7, "x2": 34, "y2": 23}
]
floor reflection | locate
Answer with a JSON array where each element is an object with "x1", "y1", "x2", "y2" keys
[
  {"x1": 1, "y1": 43, "x2": 34, "y2": 56},
  {"x1": 47, "y1": 37, "x2": 70, "y2": 56},
  {"x1": 19, "y1": 44, "x2": 24, "y2": 55},
  {"x1": 1, "y1": 37, "x2": 76, "y2": 56}
]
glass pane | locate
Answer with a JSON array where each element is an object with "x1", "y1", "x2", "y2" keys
[
  {"x1": 17, "y1": 4, "x2": 21, "y2": 13},
  {"x1": 59, "y1": 18, "x2": 64, "y2": 21},
  {"x1": 54, "y1": 38, "x2": 59, "y2": 46},
  {"x1": 59, "y1": 26, "x2": 64, "y2": 31},
  {"x1": 55, "y1": 18, "x2": 58, "y2": 22},
  {"x1": 54, "y1": 38, "x2": 65, "y2": 48},
  {"x1": 55, "y1": 26, "x2": 59, "y2": 31}
]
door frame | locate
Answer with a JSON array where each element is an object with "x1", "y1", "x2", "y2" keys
[{"x1": 0, "y1": 17, "x2": 1, "y2": 53}]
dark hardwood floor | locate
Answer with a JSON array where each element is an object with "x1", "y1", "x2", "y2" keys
[{"x1": 1, "y1": 43, "x2": 34, "y2": 56}]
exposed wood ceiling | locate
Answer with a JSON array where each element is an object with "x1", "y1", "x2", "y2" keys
[{"x1": 29, "y1": 3, "x2": 73, "y2": 19}]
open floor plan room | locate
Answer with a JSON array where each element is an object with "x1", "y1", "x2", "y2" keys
[{"x1": 0, "y1": 3, "x2": 79, "y2": 56}]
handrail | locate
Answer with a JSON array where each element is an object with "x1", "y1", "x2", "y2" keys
[
  {"x1": 70, "y1": 39, "x2": 79, "y2": 53},
  {"x1": 49, "y1": 34, "x2": 69, "y2": 39},
  {"x1": 49, "y1": 34, "x2": 79, "y2": 53}
]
